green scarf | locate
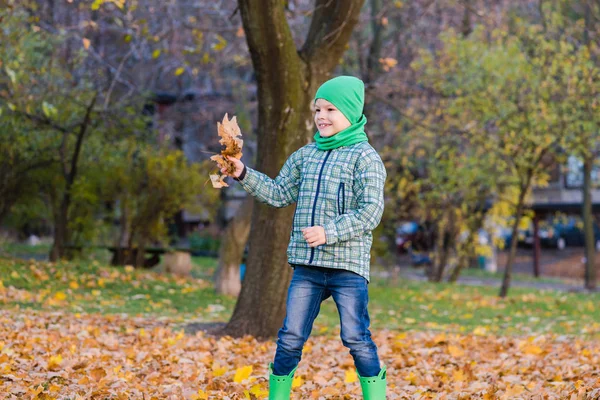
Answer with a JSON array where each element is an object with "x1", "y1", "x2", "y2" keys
[{"x1": 313, "y1": 76, "x2": 369, "y2": 150}]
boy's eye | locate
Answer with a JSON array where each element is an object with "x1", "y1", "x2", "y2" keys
[{"x1": 328, "y1": 108, "x2": 335, "y2": 111}]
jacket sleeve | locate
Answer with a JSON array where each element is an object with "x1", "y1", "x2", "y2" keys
[
  {"x1": 322, "y1": 155, "x2": 386, "y2": 244},
  {"x1": 236, "y1": 149, "x2": 303, "y2": 208}
]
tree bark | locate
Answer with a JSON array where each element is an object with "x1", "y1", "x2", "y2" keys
[
  {"x1": 214, "y1": 197, "x2": 254, "y2": 297},
  {"x1": 583, "y1": 154, "x2": 596, "y2": 290},
  {"x1": 223, "y1": 0, "x2": 365, "y2": 338}
]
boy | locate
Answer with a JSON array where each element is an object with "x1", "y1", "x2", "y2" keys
[{"x1": 221, "y1": 76, "x2": 387, "y2": 399}]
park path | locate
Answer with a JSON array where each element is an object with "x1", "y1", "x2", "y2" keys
[{"x1": 394, "y1": 247, "x2": 598, "y2": 292}]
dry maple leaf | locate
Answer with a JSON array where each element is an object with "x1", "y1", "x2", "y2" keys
[
  {"x1": 209, "y1": 174, "x2": 228, "y2": 188},
  {"x1": 210, "y1": 113, "x2": 243, "y2": 188}
]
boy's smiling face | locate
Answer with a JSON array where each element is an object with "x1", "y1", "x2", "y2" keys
[{"x1": 314, "y1": 98, "x2": 351, "y2": 137}]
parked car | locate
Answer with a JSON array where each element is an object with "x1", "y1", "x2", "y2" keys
[
  {"x1": 395, "y1": 222, "x2": 419, "y2": 253},
  {"x1": 395, "y1": 221, "x2": 434, "y2": 254},
  {"x1": 522, "y1": 216, "x2": 600, "y2": 250}
]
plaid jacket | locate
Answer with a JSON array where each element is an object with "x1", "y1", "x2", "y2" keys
[{"x1": 238, "y1": 141, "x2": 386, "y2": 281}]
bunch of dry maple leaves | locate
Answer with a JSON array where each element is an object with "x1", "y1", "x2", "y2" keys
[{"x1": 209, "y1": 114, "x2": 243, "y2": 188}]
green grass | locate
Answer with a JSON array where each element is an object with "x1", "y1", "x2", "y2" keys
[
  {"x1": 1, "y1": 248, "x2": 599, "y2": 338},
  {"x1": 0, "y1": 242, "x2": 51, "y2": 258},
  {"x1": 0, "y1": 255, "x2": 235, "y2": 322},
  {"x1": 312, "y1": 274, "x2": 600, "y2": 338}
]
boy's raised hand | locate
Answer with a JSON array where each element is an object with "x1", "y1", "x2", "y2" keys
[
  {"x1": 302, "y1": 226, "x2": 326, "y2": 247},
  {"x1": 221, "y1": 156, "x2": 245, "y2": 179}
]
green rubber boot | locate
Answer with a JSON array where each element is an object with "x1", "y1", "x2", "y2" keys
[
  {"x1": 268, "y1": 363, "x2": 298, "y2": 400},
  {"x1": 358, "y1": 365, "x2": 387, "y2": 400}
]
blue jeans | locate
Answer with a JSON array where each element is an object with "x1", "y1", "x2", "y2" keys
[{"x1": 272, "y1": 265, "x2": 381, "y2": 377}]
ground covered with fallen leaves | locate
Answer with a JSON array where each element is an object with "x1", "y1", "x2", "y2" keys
[
  {"x1": 1, "y1": 254, "x2": 600, "y2": 398},
  {"x1": 1, "y1": 309, "x2": 599, "y2": 399}
]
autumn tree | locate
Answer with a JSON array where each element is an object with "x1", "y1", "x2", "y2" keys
[
  {"x1": 414, "y1": 23, "x2": 581, "y2": 295},
  {"x1": 0, "y1": 8, "x2": 101, "y2": 260},
  {"x1": 544, "y1": 0, "x2": 600, "y2": 291},
  {"x1": 0, "y1": 2, "x2": 221, "y2": 261},
  {"x1": 222, "y1": 0, "x2": 365, "y2": 338}
]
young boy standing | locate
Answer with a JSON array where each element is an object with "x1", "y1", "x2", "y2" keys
[{"x1": 221, "y1": 76, "x2": 387, "y2": 399}]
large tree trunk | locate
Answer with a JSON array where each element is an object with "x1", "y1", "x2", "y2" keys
[
  {"x1": 223, "y1": 0, "x2": 365, "y2": 338},
  {"x1": 583, "y1": 154, "x2": 596, "y2": 290},
  {"x1": 214, "y1": 197, "x2": 254, "y2": 296}
]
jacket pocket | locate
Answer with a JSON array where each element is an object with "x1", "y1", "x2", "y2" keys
[{"x1": 337, "y1": 182, "x2": 346, "y2": 215}]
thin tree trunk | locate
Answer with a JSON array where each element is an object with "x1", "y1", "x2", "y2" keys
[
  {"x1": 366, "y1": 0, "x2": 384, "y2": 85},
  {"x1": 214, "y1": 197, "x2": 254, "y2": 296},
  {"x1": 449, "y1": 212, "x2": 486, "y2": 283},
  {"x1": 118, "y1": 200, "x2": 130, "y2": 253},
  {"x1": 223, "y1": 0, "x2": 365, "y2": 338},
  {"x1": 49, "y1": 94, "x2": 97, "y2": 262},
  {"x1": 461, "y1": 0, "x2": 473, "y2": 37},
  {"x1": 429, "y1": 215, "x2": 447, "y2": 282},
  {"x1": 583, "y1": 154, "x2": 596, "y2": 290},
  {"x1": 50, "y1": 198, "x2": 70, "y2": 261},
  {"x1": 449, "y1": 234, "x2": 473, "y2": 283},
  {"x1": 135, "y1": 239, "x2": 146, "y2": 268},
  {"x1": 500, "y1": 186, "x2": 527, "y2": 297},
  {"x1": 436, "y1": 236, "x2": 450, "y2": 282}
]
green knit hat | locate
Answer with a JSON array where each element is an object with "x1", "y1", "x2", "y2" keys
[
  {"x1": 314, "y1": 75, "x2": 365, "y2": 124},
  {"x1": 313, "y1": 76, "x2": 369, "y2": 150}
]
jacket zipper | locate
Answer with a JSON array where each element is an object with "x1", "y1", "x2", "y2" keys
[
  {"x1": 338, "y1": 182, "x2": 345, "y2": 215},
  {"x1": 308, "y1": 150, "x2": 332, "y2": 264}
]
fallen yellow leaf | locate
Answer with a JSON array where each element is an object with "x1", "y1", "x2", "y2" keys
[
  {"x1": 54, "y1": 292, "x2": 67, "y2": 301},
  {"x1": 448, "y1": 345, "x2": 465, "y2": 357},
  {"x1": 453, "y1": 369, "x2": 465, "y2": 382},
  {"x1": 47, "y1": 354, "x2": 63, "y2": 370},
  {"x1": 473, "y1": 326, "x2": 487, "y2": 336},
  {"x1": 523, "y1": 344, "x2": 543, "y2": 355},
  {"x1": 195, "y1": 389, "x2": 208, "y2": 400},
  {"x1": 249, "y1": 384, "x2": 268, "y2": 397},
  {"x1": 345, "y1": 369, "x2": 358, "y2": 383},
  {"x1": 292, "y1": 376, "x2": 303, "y2": 388},
  {"x1": 234, "y1": 365, "x2": 253, "y2": 383},
  {"x1": 212, "y1": 363, "x2": 226, "y2": 377}
]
